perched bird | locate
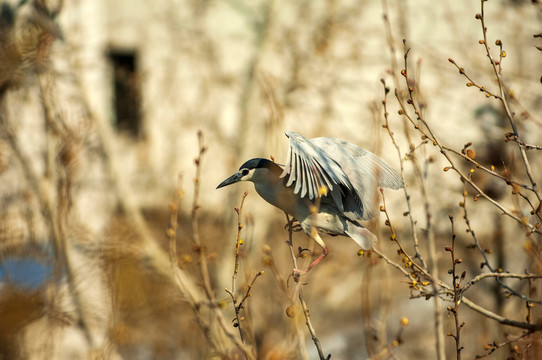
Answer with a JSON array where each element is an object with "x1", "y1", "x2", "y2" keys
[{"x1": 217, "y1": 131, "x2": 403, "y2": 274}]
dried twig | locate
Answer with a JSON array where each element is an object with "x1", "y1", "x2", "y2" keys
[
  {"x1": 379, "y1": 191, "x2": 542, "y2": 333},
  {"x1": 163, "y1": 131, "x2": 256, "y2": 358},
  {"x1": 395, "y1": 51, "x2": 540, "y2": 235},
  {"x1": 380, "y1": 79, "x2": 425, "y2": 267},
  {"x1": 463, "y1": 272, "x2": 542, "y2": 293},
  {"x1": 284, "y1": 214, "x2": 330, "y2": 360},
  {"x1": 190, "y1": 131, "x2": 215, "y2": 300},
  {"x1": 446, "y1": 0, "x2": 542, "y2": 223},
  {"x1": 225, "y1": 191, "x2": 263, "y2": 344},
  {"x1": 474, "y1": 331, "x2": 533, "y2": 359},
  {"x1": 187, "y1": 131, "x2": 256, "y2": 359},
  {"x1": 475, "y1": 1, "x2": 542, "y2": 208},
  {"x1": 445, "y1": 215, "x2": 465, "y2": 360},
  {"x1": 459, "y1": 178, "x2": 542, "y2": 304}
]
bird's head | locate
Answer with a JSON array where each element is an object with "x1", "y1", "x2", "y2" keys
[{"x1": 217, "y1": 158, "x2": 282, "y2": 189}]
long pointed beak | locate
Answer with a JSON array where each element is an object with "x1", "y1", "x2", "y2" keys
[{"x1": 216, "y1": 172, "x2": 242, "y2": 189}]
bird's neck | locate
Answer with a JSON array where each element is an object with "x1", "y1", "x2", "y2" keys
[{"x1": 251, "y1": 165, "x2": 300, "y2": 216}]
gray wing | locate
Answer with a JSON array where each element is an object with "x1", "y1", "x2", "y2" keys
[
  {"x1": 280, "y1": 132, "x2": 355, "y2": 211},
  {"x1": 311, "y1": 136, "x2": 404, "y2": 220}
]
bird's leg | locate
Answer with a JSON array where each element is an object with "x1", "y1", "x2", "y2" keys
[
  {"x1": 304, "y1": 246, "x2": 329, "y2": 272},
  {"x1": 293, "y1": 232, "x2": 329, "y2": 278}
]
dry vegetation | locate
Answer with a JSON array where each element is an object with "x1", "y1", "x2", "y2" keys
[{"x1": 1, "y1": 0, "x2": 542, "y2": 359}]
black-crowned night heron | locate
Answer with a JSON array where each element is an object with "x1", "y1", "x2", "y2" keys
[{"x1": 217, "y1": 131, "x2": 403, "y2": 274}]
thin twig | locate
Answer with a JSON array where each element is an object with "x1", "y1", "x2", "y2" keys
[
  {"x1": 379, "y1": 193, "x2": 542, "y2": 332},
  {"x1": 225, "y1": 191, "x2": 252, "y2": 343},
  {"x1": 163, "y1": 131, "x2": 255, "y2": 359},
  {"x1": 191, "y1": 130, "x2": 215, "y2": 301},
  {"x1": 380, "y1": 79, "x2": 426, "y2": 268},
  {"x1": 478, "y1": 3, "x2": 541, "y2": 207},
  {"x1": 399, "y1": 41, "x2": 446, "y2": 360},
  {"x1": 443, "y1": 145, "x2": 535, "y2": 192},
  {"x1": 474, "y1": 331, "x2": 533, "y2": 359},
  {"x1": 460, "y1": 179, "x2": 542, "y2": 304},
  {"x1": 373, "y1": 239, "x2": 542, "y2": 332},
  {"x1": 396, "y1": 64, "x2": 539, "y2": 235},
  {"x1": 236, "y1": 271, "x2": 264, "y2": 313},
  {"x1": 298, "y1": 287, "x2": 330, "y2": 360},
  {"x1": 187, "y1": 131, "x2": 256, "y2": 359},
  {"x1": 452, "y1": 0, "x2": 542, "y2": 212},
  {"x1": 232, "y1": 192, "x2": 249, "y2": 296},
  {"x1": 460, "y1": 296, "x2": 542, "y2": 331},
  {"x1": 445, "y1": 215, "x2": 465, "y2": 360},
  {"x1": 284, "y1": 214, "x2": 330, "y2": 360},
  {"x1": 371, "y1": 248, "x2": 411, "y2": 278},
  {"x1": 463, "y1": 272, "x2": 542, "y2": 293}
]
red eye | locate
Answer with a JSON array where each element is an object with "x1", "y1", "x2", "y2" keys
[{"x1": 241, "y1": 169, "x2": 249, "y2": 176}]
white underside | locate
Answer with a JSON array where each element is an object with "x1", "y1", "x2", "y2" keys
[{"x1": 299, "y1": 212, "x2": 377, "y2": 250}]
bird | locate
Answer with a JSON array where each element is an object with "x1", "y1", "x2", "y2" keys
[{"x1": 217, "y1": 131, "x2": 404, "y2": 274}]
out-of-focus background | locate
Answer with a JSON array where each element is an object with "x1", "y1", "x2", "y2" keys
[{"x1": 1, "y1": 0, "x2": 541, "y2": 359}]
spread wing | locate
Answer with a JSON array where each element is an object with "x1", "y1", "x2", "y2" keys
[
  {"x1": 311, "y1": 136, "x2": 404, "y2": 219},
  {"x1": 280, "y1": 132, "x2": 357, "y2": 213}
]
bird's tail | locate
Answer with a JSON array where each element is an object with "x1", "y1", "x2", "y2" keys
[{"x1": 345, "y1": 220, "x2": 377, "y2": 249}]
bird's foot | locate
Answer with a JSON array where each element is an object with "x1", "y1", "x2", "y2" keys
[
  {"x1": 291, "y1": 267, "x2": 307, "y2": 282},
  {"x1": 290, "y1": 247, "x2": 329, "y2": 282},
  {"x1": 284, "y1": 218, "x2": 302, "y2": 232}
]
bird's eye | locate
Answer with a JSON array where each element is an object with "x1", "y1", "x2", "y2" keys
[{"x1": 241, "y1": 169, "x2": 249, "y2": 176}]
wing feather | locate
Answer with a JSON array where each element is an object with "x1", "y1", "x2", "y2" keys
[
  {"x1": 299, "y1": 154, "x2": 307, "y2": 197},
  {"x1": 311, "y1": 136, "x2": 404, "y2": 219},
  {"x1": 294, "y1": 153, "x2": 302, "y2": 194},
  {"x1": 285, "y1": 148, "x2": 295, "y2": 187},
  {"x1": 281, "y1": 132, "x2": 353, "y2": 201},
  {"x1": 281, "y1": 132, "x2": 403, "y2": 221}
]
